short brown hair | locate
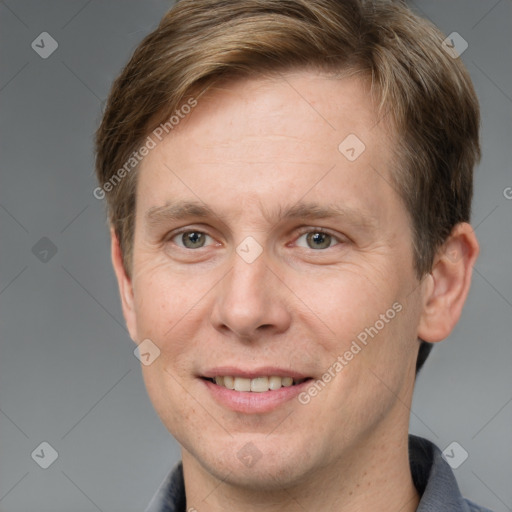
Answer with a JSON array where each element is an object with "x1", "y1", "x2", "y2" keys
[{"x1": 95, "y1": 0, "x2": 480, "y2": 371}]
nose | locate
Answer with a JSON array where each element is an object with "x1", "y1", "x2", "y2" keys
[{"x1": 210, "y1": 250, "x2": 292, "y2": 341}]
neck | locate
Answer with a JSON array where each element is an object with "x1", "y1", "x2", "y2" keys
[{"x1": 182, "y1": 424, "x2": 419, "y2": 512}]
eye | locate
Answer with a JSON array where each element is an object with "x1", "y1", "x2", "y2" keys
[
  {"x1": 295, "y1": 230, "x2": 340, "y2": 250},
  {"x1": 171, "y1": 230, "x2": 214, "y2": 249}
]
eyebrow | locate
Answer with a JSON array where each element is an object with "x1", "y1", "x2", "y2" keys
[
  {"x1": 145, "y1": 201, "x2": 216, "y2": 229},
  {"x1": 144, "y1": 200, "x2": 377, "y2": 231}
]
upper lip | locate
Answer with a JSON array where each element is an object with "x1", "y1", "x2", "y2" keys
[{"x1": 201, "y1": 367, "x2": 311, "y2": 380}]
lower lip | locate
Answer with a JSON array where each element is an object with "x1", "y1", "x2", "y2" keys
[{"x1": 202, "y1": 378, "x2": 312, "y2": 414}]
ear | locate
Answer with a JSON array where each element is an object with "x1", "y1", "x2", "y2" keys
[
  {"x1": 111, "y1": 228, "x2": 138, "y2": 342},
  {"x1": 417, "y1": 222, "x2": 479, "y2": 343}
]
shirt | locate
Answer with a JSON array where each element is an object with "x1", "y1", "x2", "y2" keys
[{"x1": 145, "y1": 435, "x2": 494, "y2": 512}]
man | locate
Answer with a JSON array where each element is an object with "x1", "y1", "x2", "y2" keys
[{"x1": 95, "y1": 1, "x2": 492, "y2": 510}]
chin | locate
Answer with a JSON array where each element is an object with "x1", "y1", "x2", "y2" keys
[{"x1": 185, "y1": 432, "x2": 321, "y2": 491}]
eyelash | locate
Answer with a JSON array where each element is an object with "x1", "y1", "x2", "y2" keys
[{"x1": 167, "y1": 227, "x2": 345, "y2": 250}]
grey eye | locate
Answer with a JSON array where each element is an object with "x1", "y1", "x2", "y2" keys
[
  {"x1": 175, "y1": 231, "x2": 210, "y2": 249},
  {"x1": 307, "y1": 232, "x2": 332, "y2": 249},
  {"x1": 296, "y1": 231, "x2": 336, "y2": 250}
]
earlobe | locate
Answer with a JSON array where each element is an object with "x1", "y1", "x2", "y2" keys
[
  {"x1": 110, "y1": 228, "x2": 138, "y2": 342},
  {"x1": 417, "y1": 223, "x2": 479, "y2": 343}
]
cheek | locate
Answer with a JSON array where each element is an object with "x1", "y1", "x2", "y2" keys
[
  {"x1": 300, "y1": 261, "x2": 420, "y2": 391},
  {"x1": 131, "y1": 254, "x2": 198, "y2": 337},
  {"x1": 130, "y1": 255, "x2": 217, "y2": 385},
  {"x1": 291, "y1": 261, "x2": 401, "y2": 338}
]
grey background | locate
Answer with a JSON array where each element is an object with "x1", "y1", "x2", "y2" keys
[{"x1": 0, "y1": 1, "x2": 510, "y2": 511}]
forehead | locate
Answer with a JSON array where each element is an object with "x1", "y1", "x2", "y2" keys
[
  {"x1": 172, "y1": 71, "x2": 382, "y2": 156},
  {"x1": 136, "y1": 71, "x2": 400, "y2": 227}
]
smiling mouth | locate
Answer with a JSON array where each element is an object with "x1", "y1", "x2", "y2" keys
[{"x1": 204, "y1": 376, "x2": 310, "y2": 392}]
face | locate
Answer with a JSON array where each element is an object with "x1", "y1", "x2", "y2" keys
[{"x1": 120, "y1": 71, "x2": 428, "y2": 489}]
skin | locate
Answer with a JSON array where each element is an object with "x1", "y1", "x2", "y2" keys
[{"x1": 112, "y1": 71, "x2": 479, "y2": 511}]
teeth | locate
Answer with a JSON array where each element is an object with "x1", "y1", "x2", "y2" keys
[
  {"x1": 234, "y1": 377, "x2": 251, "y2": 392},
  {"x1": 251, "y1": 377, "x2": 269, "y2": 392},
  {"x1": 223, "y1": 375, "x2": 235, "y2": 389},
  {"x1": 268, "y1": 376, "x2": 282, "y2": 390},
  {"x1": 211, "y1": 375, "x2": 303, "y2": 392}
]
